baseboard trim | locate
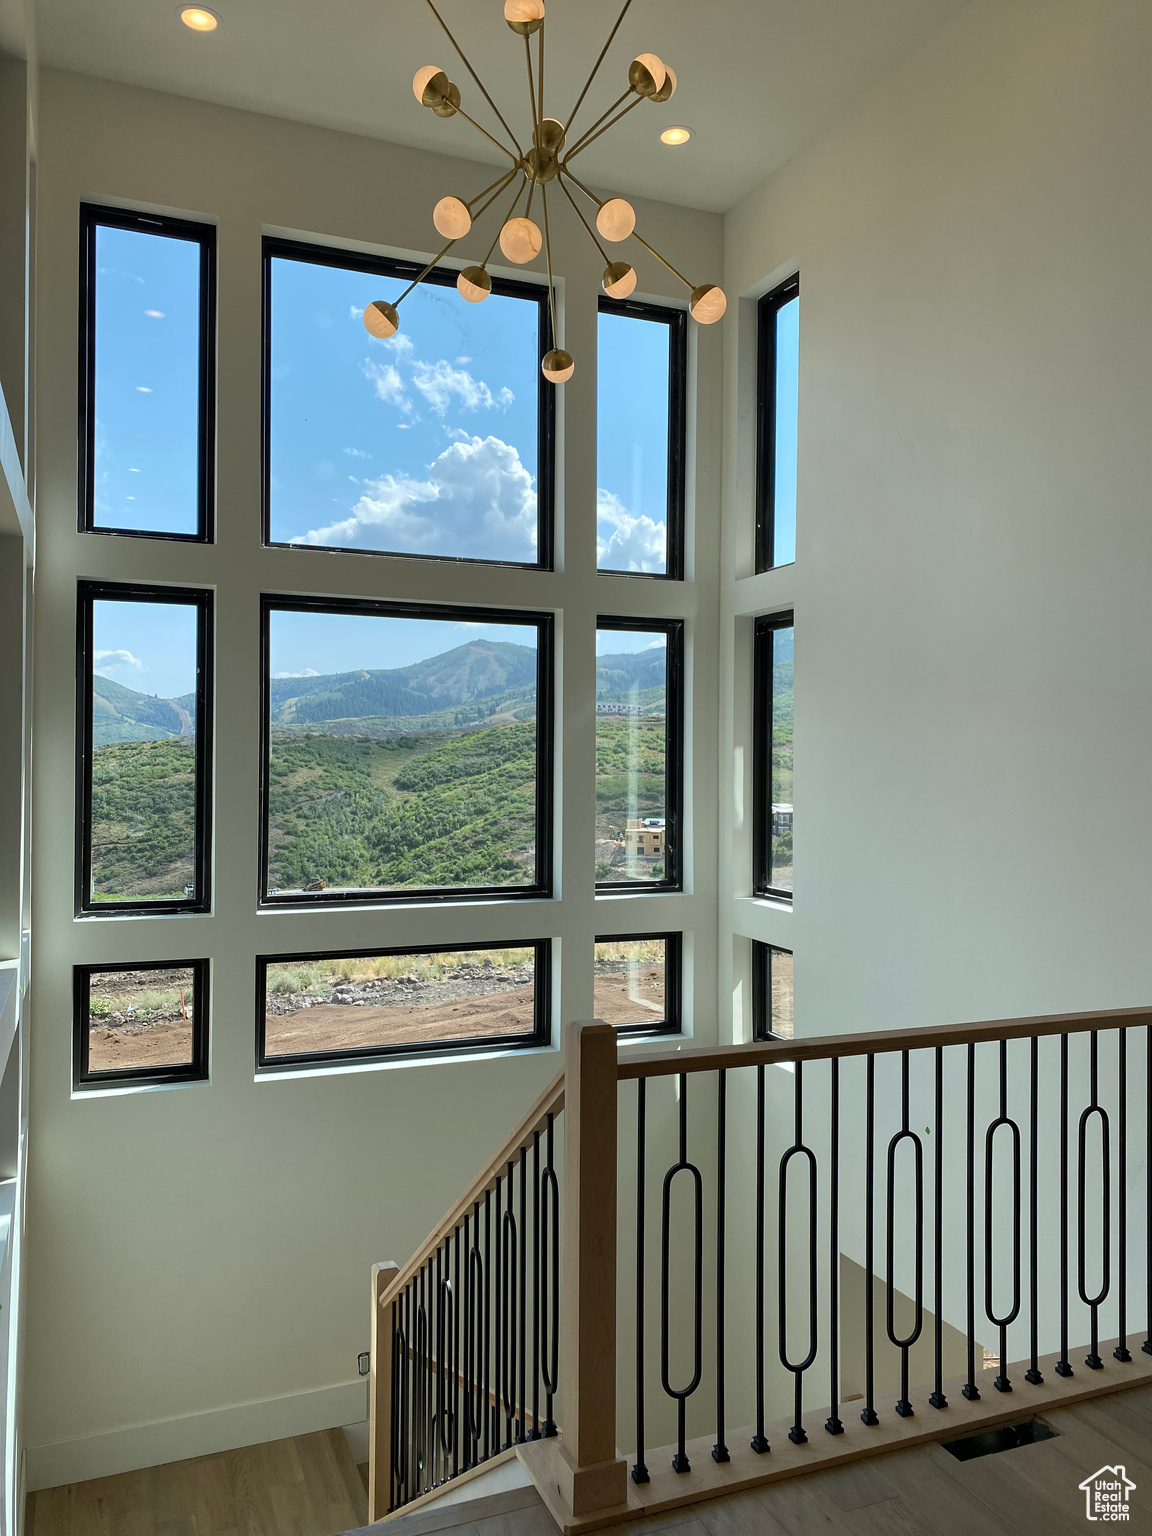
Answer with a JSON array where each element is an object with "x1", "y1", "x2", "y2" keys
[{"x1": 26, "y1": 1378, "x2": 368, "y2": 1491}]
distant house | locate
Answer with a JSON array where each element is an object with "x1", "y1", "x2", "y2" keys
[
  {"x1": 1079, "y1": 1466, "x2": 1136, "y2": 1521},
  {"x1": 771, "y1": 803, "x2": 793, "y2": 838},
  {"x1": 624, "y1": 818, "x2": 665, "y2": 858}
]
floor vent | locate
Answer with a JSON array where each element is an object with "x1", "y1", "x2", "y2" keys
[{"x1": 942, "y1": 1418, "x2": 1058, "y2": 1461}]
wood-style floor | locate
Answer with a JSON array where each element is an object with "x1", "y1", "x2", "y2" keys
[
  {"x1": 25, "y1": 1428, "x2": 368, "y2": 1536},
  {"x1": 372, "y1": 1383, "x2": 1152, "y2": 1536}
]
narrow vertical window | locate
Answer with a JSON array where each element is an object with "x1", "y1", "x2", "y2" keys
[
  {"x1": 753, "y1": 613, "x2": 793, "y2": 899},
  {"x1": 755, "y1": 273, "x2": 799, "y2": 571},
  {"x1": 74, "y1": 959, "x2": 209, "y2": 1088},
  {"x1": 596, "y1": 299, "x2": 686, "y2": 577},
  {"x1": 261, "y1": 597, "x2": 553, "y2": 904},
  {"x1": 77, "y1": 583, "x2": 212, "y2": 915},
  {"x1": 594, "y1": 933, "x2": 680, "y2": 1036},
  {"x1": 752, "y1": 941, "x2": 794, "y2": 1040},
  {"x1": 263, "y1": 240, "x2": 553, "y2": 567},
  {"x1": 595, "y1": 619, "x2": 683, "y2": 891},
  {"x1": 80, "y1": 205, "x2": 216, "y2": 540}
]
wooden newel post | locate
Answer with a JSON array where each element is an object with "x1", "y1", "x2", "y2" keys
[
  {"x1": 368, "y1": 1259, "x2": 400, "y2": 1523},
  {"x1": 558, "y1": 1020, "x2": 628, "y2": 1517}
]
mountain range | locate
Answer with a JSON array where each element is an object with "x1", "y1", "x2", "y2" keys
[{"x1": 92, "y1": 639, "x2": 667, "y2": 744}]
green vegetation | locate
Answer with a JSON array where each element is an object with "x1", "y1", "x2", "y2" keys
[
  {"x1": 91, "y1": 738, "x2": 196, "y2": 898},
  {"x1": 594, "y1": 716, "x2": 666, "y2": 827},
  {"x1": 266, "y1": 947, "x2": 533, "y2": 1002},
  {"x1": 772, "y1": 652, "x2": 794, "y2": 803}
]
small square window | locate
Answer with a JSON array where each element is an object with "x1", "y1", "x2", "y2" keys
[
  {"x1": 752, "y1": 942, "x2": 793, "y2": 1041},
  {"x1": 74, "y1": 960, "x2": 208, "y2": 1088},
  {"x1": 594, "y1": 933, "x2": 681, "y2": 1037}
]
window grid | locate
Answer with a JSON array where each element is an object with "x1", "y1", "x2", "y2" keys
[
  {"x1": 754, "y1": 272, "x2": 800, "y2": 573},
  {"x1": 79, "y1": 203, "x2": 217, "y2": 543}
]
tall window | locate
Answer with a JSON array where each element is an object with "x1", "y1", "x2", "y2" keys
[
  {"x1": 593, "y1": 933, "x2": 680, "y2": 1036},
  {"x1": 755, "y1": 273, "x2": 799, "y2": 571},
  {"x1": 595, "y1": 619, "x2": 683, "y2": 891},
  {"x1": 77, "y1": 582, "x2": 212, "y2": 915},
  {"x1": 261, "y1": 597, "x2": 553, "y2": 904},
  {"x1": 596, "y1": 299, "x2": 686, "y2": 578},
  {"x1": 753, "y1": 613, "x2": 793, "y2": 899},
  {"x1": 80, "y1": 205, "x2": 216, "y2": 540},
  {"x1": 264, "y1": 240, "x2": 553, "y2": 567},
  {"x1": 752, "y1": 941, "x2": 793, "y2": 1040},
  {"x1": 257, "y1": 941, "x2": 550, "y2": 1069}
]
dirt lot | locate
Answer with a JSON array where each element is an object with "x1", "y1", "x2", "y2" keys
[{"x1": 86, "y1": 967, "x2": 196, "y2": 1073}]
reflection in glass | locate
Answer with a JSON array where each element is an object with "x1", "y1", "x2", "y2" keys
[
  {"x1": 267, "y1": 253, "x2": 542, "y2": 563},
  {"x1": 88, "y1": 597, "x2": 201, "y2": 904},
  {"x1": 770, "y1": 624, "x2": 794, "y2": 894},
  {"x1": 594, "y1": 937, "x2": 667, "y2": 1031},
  {"x1": 85, "y1": 965, "x2": 197, "y2": 1074},
  {"x1": 265, "y1": 605, "x2": 541, "y2": 898},
  {"x1": 262, "y1": 946, "x2": 538, "y2": 1061},
  {"x1": 771, "y1": 294, "x2": 799, "y2": 566},
  {"x1": 92, "y1": 224, "x2": 202, "y2": 535},
  {"x1": 595, "y1": 628, "x2": 668, "y2": 886},
  {"x1": 596, "y1": 310, "x2": 671, "y2": 574}
]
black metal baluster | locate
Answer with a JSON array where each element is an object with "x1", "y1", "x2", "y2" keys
[
  {"x1": 519, "y1": 1144, "x2": 529, "y2": 1436},
  {"x1": 862, "y1": 1054, "x2": 879, "y2": 1424},
  {"x1": 963, "y1": 1042, "x2": 980, "y2": 1401},
  {"x1": 984, "y1": 1040, "x2": 1020, "y2": 1394},
  {"x1": 714, "y1": 1069, "x2": 731, "y2": 1460},
  {"x1": 1057, "y1": 1035, "x2": 1073, "y2": 1377},
  {"x1": 929, "y1": 1046, "x2": 947, "y2": 1408},
  {"x1": 1078, "y1": 1030, "x2": 1110, "y2": 1370},
  {"x1": 500, "y1": 1161, "x2": 517, "y2": 1446},
  {"x1": 464, "y1": 1210, "x2": 478, "y2": 1468},
  {"x1": 1115, "y1": 1029, "x2": 1131, "y2": 1363},
  {"x1": 886, "y1": 1051, "x2": 923, "y2": 1417},
  {"x1": 405, "y1": 1283, "x2": 414, "y2": 1503},
  {"x1": 416, "y1": 1266, "x2": 428, "y2": 1493},
  {"x1": 752, "y1": 1064, "x2": 769, "y2": 1452},
  {"x1": 1145, "y1": 1024, "x2": 1151, "y2": 1358},
  {"x1": 483, "y1": 1190, "x2": 492, "y2": 1461},
  {"x1": 494, "y1": 1174, "x2": 503, "y2": 1450},
  {"x1": 399, "y1": 1287, "x2": 411, "y2": 1505},
  {"x1": 826, "y1": 1059, "x2": 844, "y2": 1434},
  {"x1": 779, "y1": 1062, "x2": 818, "y2": 1444},
  {"x1": 1024, "y1": 1038, "x2": 1043, "y2": 1385},
  {"x1": 661, "y1": 1074, "x2": 703, "y2": 1473},
  {"x1": 452, "y1": 1226, "x2": 461, "y2": 1476},
  {"x1": 633, "y1": 1078, "x2": 650, "y2": 1483},
  {"x1": 435, "y1": 1245, "x2": 445, "y2": 1484},
  {"x1": 542, "y1": 1112, "x2": 559, "y2": 1436},
  {"x1": 532, "y1": 1129, "x2": 541, "y2": 1437},
  {"x1": 390, "y1": 1298, "x2": 402, "y2": 1511}
]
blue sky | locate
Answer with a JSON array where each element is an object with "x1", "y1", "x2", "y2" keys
[
  {"x1": 772, "y1": 295, "x2": 799, "y2": 566},
  {"x1": 596, "y1": 628, "x2": 666, "y2": 657},
  {"x1": 93, "y1": 599, "x2": 199, "y2": 699},
  {"x1": 269, "y1": 257, "x2": 541, "y2": 562},
  {"x1": 596, "y1": 311, "x2": 670, "y2": 573},
  {"x1": 269, "y1": 609, "x2": 538, "y2": 678},
  {"x1": 93, "y1": 225, "x2": 201, "y2": 536}
]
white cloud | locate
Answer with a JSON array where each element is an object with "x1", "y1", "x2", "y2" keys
[
  {"x1": 596, "y1": 489, "x2": 667, "y2": 574},
  {"x1": 135, "y1": 385, "x2": 153, "y2": 393},
  {"x1": 343, "y1": 446, "x2": 369, "y2": 459},
  {"x1": 455, "y1": 355, "x2": 472, "y2": 364},
  {"x1": 94, "y1": 648, "x2": 143, "y2": 675},
  {"x1": 273, "y1": 668, "x2": 320, "y2": 678},
  {"x1": 293, "y1": 434, "x2": 537, "y2": 563},
  {"x1": 385, "y1": 333, "x2": 414, "y2": 356},
  {"x1": 145, "y1": 309, "x2": 165, "y2": 319},
  {"x1": 363, "y1": 359, "x2": 412, "y2": 413},
  {"x1": 411, "y1": 359, "x2": 513, "y2": 416}
]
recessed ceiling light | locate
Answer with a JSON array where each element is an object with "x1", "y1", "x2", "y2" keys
[
  {"x1": 179, "y1": 6, "x2": 220, "y2": 30},
  {"x1": 660, "y1": 126, "x2": 692, "y2": 146}
]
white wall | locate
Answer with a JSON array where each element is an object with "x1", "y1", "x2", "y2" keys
[
  {"x1": 718, "y1": 0, "x2": 1152, "y2": 1401},
  {"x1": 25, "y1": 69, "x2": 723, "y2": 1487}
]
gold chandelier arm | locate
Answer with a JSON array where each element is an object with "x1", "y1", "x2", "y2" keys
[
  {"x1": 564, "y1": 169, "x2": 695, "y2": 291},
  {"x1": 540, "y1": 181, "x2": 559, "y2": 349},
  {"x1": 538, "y1": 16, "x2": 545, "y2": 128},
  {"x1": 558, "y1": 167, "x2": 604, "y2": 210},
  {"x1": 557, "y1": 172, "x2": 611, "y2": 266},
  {"x1": 453, "y1": 104, "x2": 523, "y2": 164},
  {"x1": 423, "y1": 0, "x2": 524, "y2": 156},
  {"x1": 566, "y1": 0, "x2": 635, "y2": 138},
  {"x1": 524, "y1": 35, "x2": 539, "y2": 140},
  {"x1": 561, "y1": 89, "x2": 631, "y2": 161},
  {"x1": 394, "y1": 237, "x2": 463, "y2": 306},
  {"x1": 468, "y1": 168, "x2": 522, "y2": 209},
  {"x1": 484, "y1": 179, "x2": 527, "y2": 265},
  {"x1": 563, "y1": 93, "x2": 645, "y2": 162}
]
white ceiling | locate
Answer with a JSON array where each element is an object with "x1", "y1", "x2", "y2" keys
[{"x1": 31, "y1": 0, "x2": 970, "y2": 213}]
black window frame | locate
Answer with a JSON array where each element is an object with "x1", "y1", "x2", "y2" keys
[
  {"x1": 595, "y1": 296, "x2": 687, "y2": 581},
  {"x1": 76, "y1": 580, "x2": 214, "y2": 918},
  {"x1": 754, "y1": 272, "x2": 800, "y2": 573},
  {"x1": 79, "y1": 203, "x2": 217, "y2": 543},
  {"x1": 261, "y1": 236, "x2": 556, "y2": 571},
  {"x1": 259, "y1": 593, "x2": 555, "y2": 907},
  {"x1": 256, "y1": 938, "x2": 551, "y2": 1071},
  {"x1": 73, "y1": 957, "x2": 210, "y2": 1090},
  {"x1": 594, "y1": 930, "x2": 682, "y2": 1038},
  {"x1": 751, "y1": 940, "x2": 793, "y2": 1042},
  {"x1": 752, "y1": 611, "x2": 793, "y2": 902},
  {"x1": 594, "y1": 616, "x2": 684, "y2": 895}
]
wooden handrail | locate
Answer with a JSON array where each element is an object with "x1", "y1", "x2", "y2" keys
[
  {"x1": 380, "y1": 1065, "x2": 565, "y2": 1305},
  {"x1": 617, "y1": 1004, "x2": 1152, "y2": 1081}
]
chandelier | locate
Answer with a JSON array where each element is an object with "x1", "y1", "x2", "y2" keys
[{"x1": 363, "y1": 0, "x2": 727, "y2": 383}]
